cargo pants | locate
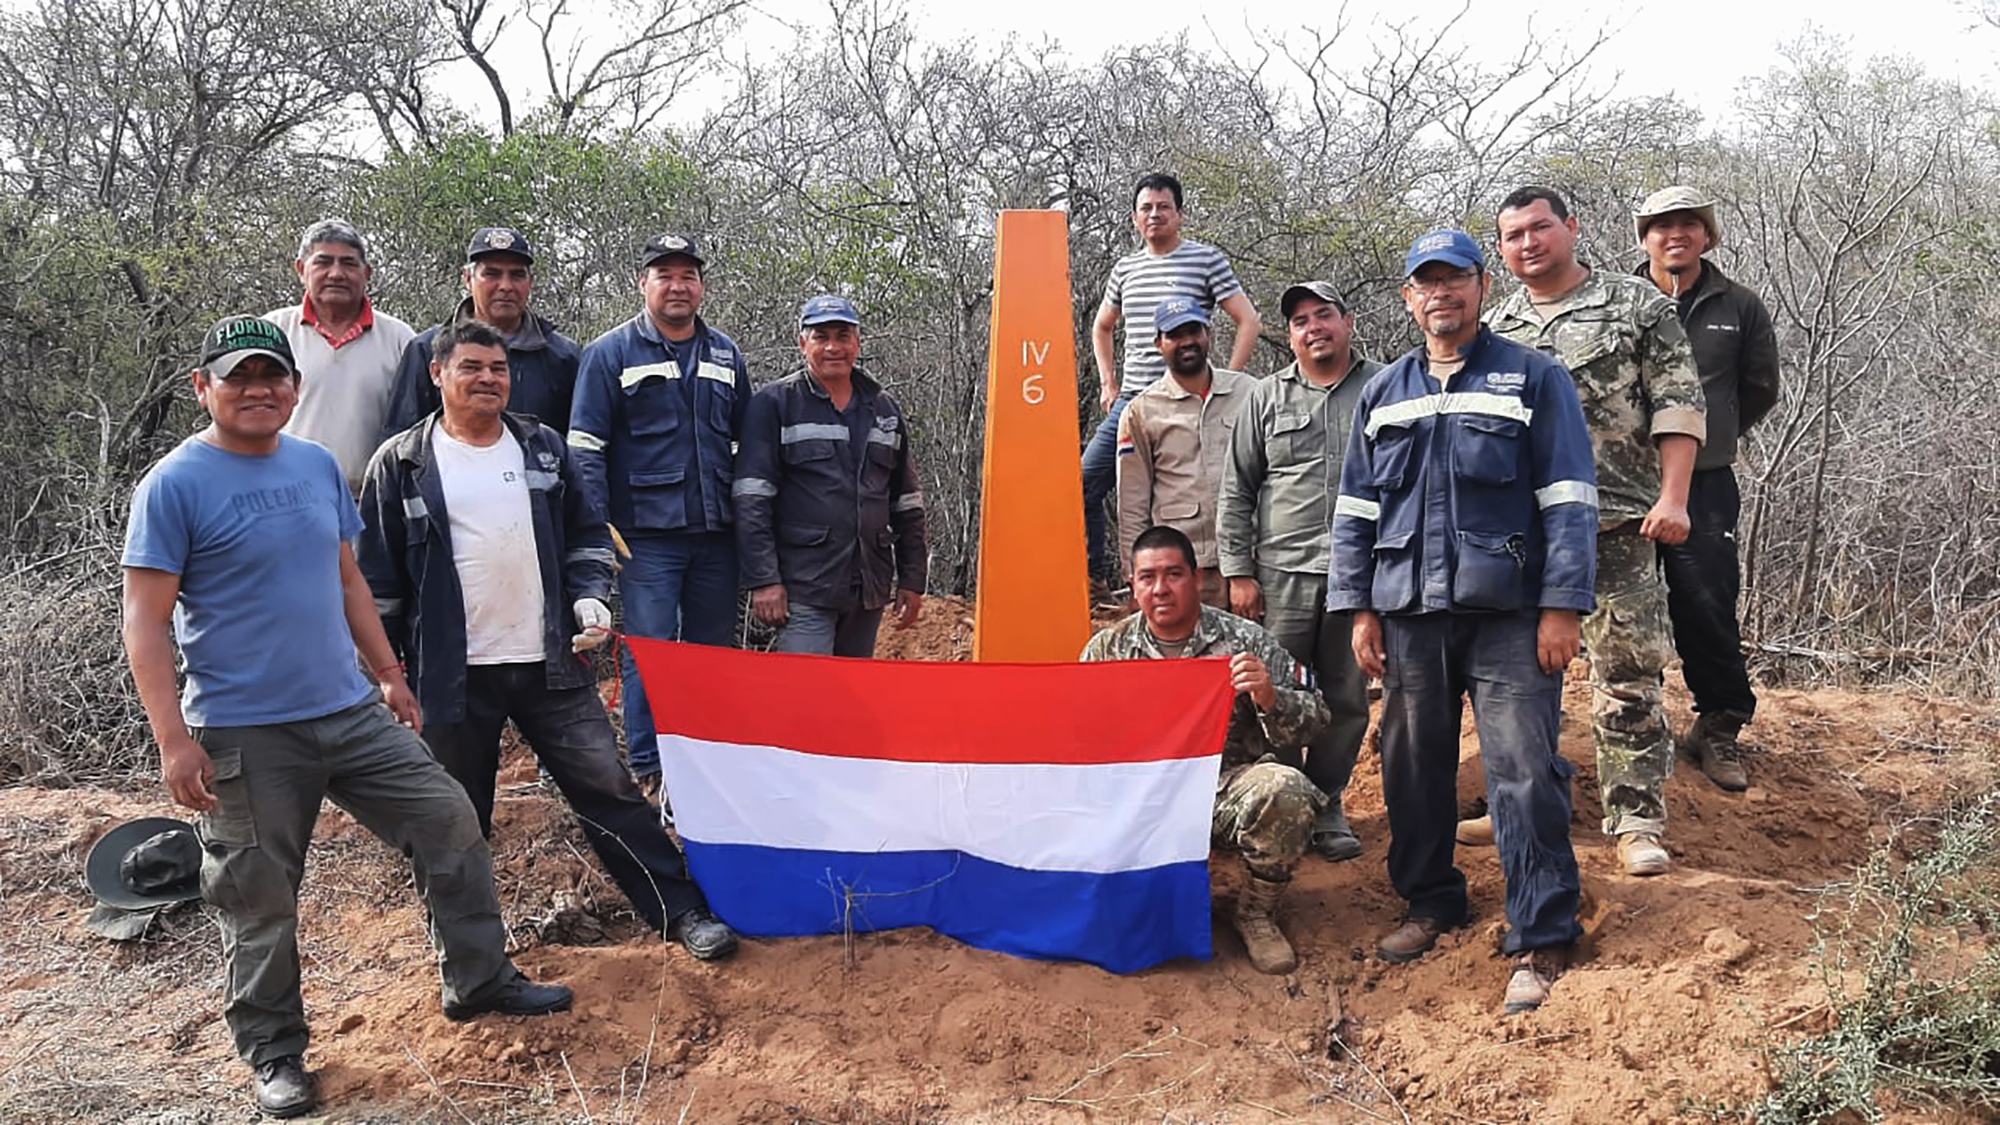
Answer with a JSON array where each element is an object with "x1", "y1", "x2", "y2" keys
[
  {"x1": 1212, "y1": 760, "x2": 1325, "y2": 880},
  {"x1": 1584, "y1": 525, "x2": 1676, "y2": 837},
  {"x1": 194, "y1": 697, "x2": 521, "y2": 1066}
]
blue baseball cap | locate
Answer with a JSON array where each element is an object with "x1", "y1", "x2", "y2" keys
[
  {"x1": 1152, "y1": 295, "x2": 1210, "y2": 335},
  {"x1": 467, "y1": 226, "x2": 534, "y2": 264},
  {"x1": 799, "y1": 294, "x2": 861, "y2": 329},
  {"x1": 1404, "y1": 229, "x2": 1484, "y2": 276}
]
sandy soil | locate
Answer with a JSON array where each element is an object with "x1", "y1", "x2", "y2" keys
[{"x1": 1, "y1": 597, "x2": 1996, "y2": 1124}]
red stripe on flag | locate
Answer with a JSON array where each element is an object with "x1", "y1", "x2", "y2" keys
[{"x1": 627, "y1": 637, "x2": 1233, "y2": 766}]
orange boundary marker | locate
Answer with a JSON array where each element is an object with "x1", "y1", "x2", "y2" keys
[{"x1": 973, "y1": 210, "x2": 1090, "y2": 662}]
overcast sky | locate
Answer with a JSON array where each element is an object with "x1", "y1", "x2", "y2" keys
[{"x1": 730, "y1": 0, "x2": 1996, "y2": 123}]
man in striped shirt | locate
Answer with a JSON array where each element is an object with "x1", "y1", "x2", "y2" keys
[{"x1": 1083, "y1": 172, "x2": 1261, "y2": 590}]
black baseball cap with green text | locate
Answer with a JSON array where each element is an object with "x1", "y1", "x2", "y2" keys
[{"x1": 200, "y1": 315, "x2": 297, "y2": 379}]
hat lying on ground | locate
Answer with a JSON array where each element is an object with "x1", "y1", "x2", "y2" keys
[{"x1": 86, "y1": 817, "x2": 202, "y2": 910}]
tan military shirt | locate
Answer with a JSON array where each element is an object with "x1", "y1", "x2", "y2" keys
[
  {"x1": 1487, "y1": 270, "x2": 1706, "y2": 526},
  {"x1": 1116, "y1": 366, "x2": 1254, "y2": 570}
]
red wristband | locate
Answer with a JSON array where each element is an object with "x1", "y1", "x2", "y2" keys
[{"x1": 375, "y1": 662, "x2": 406, "y2": 681}]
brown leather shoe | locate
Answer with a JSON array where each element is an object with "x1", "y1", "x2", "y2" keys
[
  {"x1": 1377, "y1": 916, "x2": 1451, "y2": 963},
  {"x1": 1503, "y1": 946, "x2": 1570, "y2": 1014}
]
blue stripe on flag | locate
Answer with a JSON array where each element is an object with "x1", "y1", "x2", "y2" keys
[{"x1": 684, "y1": 841, "x2": 1212, "y2": 974}]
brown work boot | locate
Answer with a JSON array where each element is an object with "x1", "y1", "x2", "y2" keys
[
  {"x1": 1376, "y1": 916, "x2": 1451, "y2": 963},
  {"x1": 1455, "y1": 814, "x2": 1494, "y2": 847},
  {"x1": 1683, "y1": 711, "x2": 1750, "y2": 792},
  {"x1": 1617, "y1": 831, "x2": 1670, "y2": 876},
  {"x1": 1503, "y1": 946, "x2": 1570, "y2": 1014},
  {"x1": 1233, "y1": 873, "x2": 1298, "y2": 975}
]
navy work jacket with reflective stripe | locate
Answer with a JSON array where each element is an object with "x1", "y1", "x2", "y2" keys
[
  {"x1": 356, "y1": 412, "x2": 617, "y2": 724},
  {"x1": 731, "y1": 366, "x2": 927, "y2": 611},
  {"x1": 567, "y1": 314, "x2": 750, "y2": 536},
  {"x1": 1328, "y1": 328, "x2": 1599, "y2": 617}
]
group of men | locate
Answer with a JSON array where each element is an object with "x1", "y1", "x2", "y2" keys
[
  {"x1": 1091, "y1": 174, "x2": 1776, "y2": 1012},
  {"x1": 116, "y1": 170, "x2": 1777, "y2": 1116},
  {"x1": 120, "y1": 223, "x2": 927, "y2": 1117}
]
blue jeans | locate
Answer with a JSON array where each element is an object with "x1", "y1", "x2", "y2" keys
[
  {"x1": 1080, "y1": 391, "x2": 1138, "y2": 579},
  {"x1": 1378, "y1": 611, "x2": 1582, "y2": 953},
  {"x1": 777, "y1": 602, "x2": 884, "y2": 658},
  {"x1": 618, "y1": 530, "x2": 739, "y2": 776}
]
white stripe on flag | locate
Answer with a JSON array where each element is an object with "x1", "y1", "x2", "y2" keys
[{"x1": 659, "y1": 734, "x2": 1218, "y2": 875}]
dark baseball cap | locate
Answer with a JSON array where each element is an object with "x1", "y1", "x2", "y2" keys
[
  {"x1": 1404, "y1": 229, "x2": 1485, "y2": 276},
  {"x1": 467, "y1": 226, "x2": 534, "y2": 264},
  {"x1": 1152, "y1": 295, "x2": 1210, "y2": 335},
  {"x1": 200, "y1": 315, "x2": 296, "y2": 379},
  {"x1": 638, "y1": 233, "x2": 705, "y2": 271},
  {"x1": 1280, "y1": 280, "x2": 1348, "y2": 319},
  {"x1": 799, "y1": 294, "x2": 861, "y2": 329}
]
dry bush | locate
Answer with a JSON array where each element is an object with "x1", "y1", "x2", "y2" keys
[{"x1": 0, "y1": 549, "x2": 150, "y2": 785}]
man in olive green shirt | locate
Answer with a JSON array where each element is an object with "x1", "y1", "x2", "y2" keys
[{"x1": 1218, "y1": 280, "x2": 1382, "y2": 862}]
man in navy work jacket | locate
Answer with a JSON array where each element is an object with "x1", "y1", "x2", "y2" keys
[
  {"x1": 1328, "y1": 229, "x2": 1599, "y2": 1015},
  {"x1": 358, "y1": 319, "x2": 737, "y2": 962},
  {"x1": 379, "y1": 226, "x2": 583, "y2": 443},
  {"x1": 734, "y1": 295, "x2": 926, "y2": 657},
  {"x1": 568, "y1": 234, "x2": 750, "y2": 802}
]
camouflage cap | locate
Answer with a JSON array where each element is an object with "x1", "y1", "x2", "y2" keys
[{"x1": 1634, "y1": 186, "x2": 1719, "y2": 249}]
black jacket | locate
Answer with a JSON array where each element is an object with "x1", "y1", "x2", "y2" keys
[
  {"x1": 357, "y1": 412, "x2": 616, "y2": 723},
  {"x1": 379, "y1": 300, "x2": 582, "y2": 446},
  {"x1": 731, "y1": 366, "x2": 927, "y2": 610},
  {"x1": 1637, "y1": 260, "x2": 1780, "y2": 470}
]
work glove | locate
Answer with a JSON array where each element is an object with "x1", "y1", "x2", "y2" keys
[{"x1": 572, "y1": 597, "x2": 613, "y2": 653}]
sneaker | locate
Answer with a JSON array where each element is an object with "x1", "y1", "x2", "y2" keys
[
  {"x1": 669, "y1": 908, "x2": 739, "y2": 961},
  {"x1": 1617, "y1": 832, "x2": 1670, "y2": 876},
  {"x1": 1503, "y1": 946, "x2": 1570, "y2": 1014},
  {"x1": 443, "y1": 971, "x2": 574, "y2": 1022},
  {"x1": 1376, "y1": 916, "x2": 1451, "y2": 963},
  {"x1": 1455, "y1": 814, "x2": 1495, "y2": 847},
  {"x1": 252, "y1": 1055, "x2": 316, "y2": 1119}
]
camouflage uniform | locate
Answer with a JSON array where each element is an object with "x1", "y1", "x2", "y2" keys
[
  {"x1": 1488, "y1": 270, "x2": 1706, "y2": 836},
  {"x1": 1081, "y1": 606, "x2": 1330, "y2": 879}
]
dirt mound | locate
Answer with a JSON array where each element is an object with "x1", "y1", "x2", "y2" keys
[{"x1": 3, "y1": 605, "x2": 1997, "y2": 1123}]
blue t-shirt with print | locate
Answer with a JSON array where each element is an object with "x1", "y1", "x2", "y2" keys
[{"x1": 122, "y1": 434, "x2": 375, "y2": 727}]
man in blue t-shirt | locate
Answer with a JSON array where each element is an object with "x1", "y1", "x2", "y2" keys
[{"x1": 121, "y1": 316, "x2": 572, "y2": 1120}]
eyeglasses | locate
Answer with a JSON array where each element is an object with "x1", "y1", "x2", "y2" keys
[{"x1": 1406, "y1": 270, "x2": 1481, "y2": 295}]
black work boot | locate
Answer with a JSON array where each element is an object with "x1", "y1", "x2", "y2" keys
[
  {"x1": 670, "y1": 907, "x2": 740, "y2": 961},
  {"x1": 252, "y1": 1055, "x2": 316, "y2": 1119},
  {"x1": 1309, "y1": 795, "x2": 1363, "y2": 862},
  {"x1": 443, "y1": 971, "x2": 574, "y2": 1021},
  {"x1": 1685, "y1": 711, "x2": 1750, "y2": 792}
]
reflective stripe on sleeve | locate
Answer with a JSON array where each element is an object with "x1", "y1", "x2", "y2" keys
[
  {"x1": 373, "y1": 597, "x2": 403, "y2": 617},
  {"x1": 1333, "y1": 495, "x2": 1380, "y2": 521},
  {"x1": 402, "y1": 496, "x2": 428, "y2": 520},
  {"x1": 566, "y1": 547, "x2": 617, "y2": 565},
  {"x1": 1534, "y1": 480, "x2": 1599, "y2": 509},
  {"x1": 732, "y1": 477, "x2": 778, "y2": 498},
  {"x1": 567, "y1": 430, "x2": 606, "y2": 452},
  {"x1": 894, "y1": 492, "x2": 924, "y2": 512}
]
